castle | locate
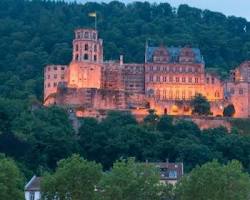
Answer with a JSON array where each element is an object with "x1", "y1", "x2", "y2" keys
[{"x1": 44, "y1": 28, "x2": 250, "y2": 119}]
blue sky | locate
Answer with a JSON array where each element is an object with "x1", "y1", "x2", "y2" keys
[{"x1": 73, "y1": 0, "x2": 250, "y2": 20}]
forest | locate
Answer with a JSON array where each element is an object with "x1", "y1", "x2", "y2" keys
[{"x1": 1, "y1": 0, "x2": 250, "y2": 198}]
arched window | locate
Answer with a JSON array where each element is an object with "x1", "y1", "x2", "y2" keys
[{"x1": 84, "y1": 54, "x2": 88, "y2": 60}]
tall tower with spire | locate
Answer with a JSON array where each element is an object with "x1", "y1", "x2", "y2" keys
[{"x1": 68, "y1": 28, "x2": 103, "y2": 88}]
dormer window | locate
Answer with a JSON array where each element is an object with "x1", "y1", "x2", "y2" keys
[
  {"x1": 153, "y1": 47, "x2": 169, "y2": 63},
  {"x1": 84, "y1": 32, "x2": 89, "y2": 39},
  {"x1": 179, "y1": 48, "x2": 195, "y2": 63}
]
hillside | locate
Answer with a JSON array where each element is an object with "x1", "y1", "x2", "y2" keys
[{"x1": 1, "y1": 0, "x2": 250, "y2": 103}]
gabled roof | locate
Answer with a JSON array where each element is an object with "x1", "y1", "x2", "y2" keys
[
  {"x1": 25, "y1": 176, "x2": 42, "y2": 191},
  {"x1": 145, "y1": 46, "x2": 204, "y2": 64}
]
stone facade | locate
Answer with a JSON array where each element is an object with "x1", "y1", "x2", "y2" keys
[{"x1": 44, "y1": 28, "x2": 250, "y2": 118}]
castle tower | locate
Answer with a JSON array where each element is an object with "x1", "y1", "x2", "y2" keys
[{"x1": 68, "y1": 28, "x2": 103, "y2": 88}]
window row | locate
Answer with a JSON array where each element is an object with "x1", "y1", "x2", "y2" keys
[
  {"x1": 230, "y1": 88, "x2": 244, "y2": 95},
  {"x1": 206, "y1": 77, "x2": 215, "y2": 84},
  {"x1": 46, "y1": 74, "x2": 65, "y2": 80},
  {"x1": 75, "y1": 44, "x2": 97, "y2": 52},
  {"x1": 47, "y1": 66, "x2": 65, "y2": 71},
  {"x1": 149, "y1": 89, "x2": 198, "y2": 100},
  {"x1": 45, "y1": 82, "x2": 57, "y2": 88},
  {"x1": 147, "y1": 75, "x2": 200, "y2": 84},
  {"x1": 76, "y1": 31, "x2": 97, "y2": 40},
  {"x1": 74, "y1": 54, "x2": 97, "y2": 62},
  {"x1": 146, "y1": 65, "x2": 201, "y2": 73}
]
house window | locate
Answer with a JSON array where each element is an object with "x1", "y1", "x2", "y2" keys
[
  {"x1": 149, "y1": 75, "x2": 153, "y2": 82},
  {"x1": 156, "y1": 76, "x2": 160, "y2": 82},
  {"x1": 163, "y1": 76, "x2": 167, "y2": 82},
  {"x1": 75, "y1": 44, "x2": 79, "y2": 51},
  {"x1": 53, "y1": 82, "x2": 57, "y2": 87},
  {"x1": 53, "y1": 66, "x2": 57, "y2": 70},
  {"x1": 206, "y1": 77, "x2": 209, "y2": 84},
  {"x1": 176, "y1": 77, "x2": 180, "y2": 83},
  {"x1": 195, "y1": 77, "x2": 198, "y2": 83},
  {"x1": 182, "y1": 91, "x2": 186, "y2": 99},
  {"x1": 47, "y1": 75, "x2": 50, "y2": 79},
  {"x1": 61, "y1": 75, "x2": 65, "y2": 80},
  {"x1": 94, "y1": 45, "x2": 97, "y2": 52},
  {"x1": 29, "y1": 192, "x2": 35, "y2": 200},
  {"x1": 61, "y1": 67, "x2": 65, "y2": 70},
  {"x1": 230, "y1": 88, "x2": 235, "y2": 94},
  {"x1": 48, "y1": 83, "x2": 50, "y2": 87},
  {"x1": 54, "y1": 74, "x2": 57, "y2": 79},
  {"x1": 75, "y1": 54, "x2": 79, "y2": 61},
  {"x1": 94, "y1": 55, "x2": 97, "y2": 61},
  {"x1": 169, "y1": 170, "x2": 177, "y2": 179},
  {"x1": 182, "y1": 77, "x2": 186, "y2": 83}
]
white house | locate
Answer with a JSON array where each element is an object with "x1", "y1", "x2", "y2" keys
[{"x1": 24, "y1": 175, "x2": 42, "y2": 200}]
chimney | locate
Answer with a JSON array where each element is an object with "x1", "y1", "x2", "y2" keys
[{"x1": 120, "y1": 55, "x2": 123, "y2": 65}]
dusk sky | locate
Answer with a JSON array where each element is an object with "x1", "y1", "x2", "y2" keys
[{"x1": 73, "y1": 0, "x2": 250, "y2": 20}]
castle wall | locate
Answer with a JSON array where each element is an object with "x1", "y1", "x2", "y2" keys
[{"x1": 44, "y1": 65, "x2": 68, "y2": 104}]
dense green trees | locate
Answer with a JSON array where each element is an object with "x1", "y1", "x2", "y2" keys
[
  {"x1": 42, "y1": 154, "x2": 102, "y2": 200},
  {"x1": 0, "y1": 154, "x2": 24, "y2": 200},
  {"x1": 191, "y1": 94, "x2": 211, "y2": 115},
  {"x1": 176, "y1": 160, "x2": 250, "y2": 200},
  {"x1": 223, "y1": 104, "x2": 236, "y2": 117}
]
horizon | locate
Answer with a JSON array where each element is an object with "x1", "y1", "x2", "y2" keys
[{"x1": 67, "y1": 0, "x2": 250, "y2": 21}]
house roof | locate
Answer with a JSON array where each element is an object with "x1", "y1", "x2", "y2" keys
[
  {"x1": 25, "y1": 176, "x2": 42, "y2": 191},
  {"x1": 154, "y1": 162, "x2": 184, "y2": 180},
  {"x1": 145, "y1": 46, "x2": 204, "y2": 64}
]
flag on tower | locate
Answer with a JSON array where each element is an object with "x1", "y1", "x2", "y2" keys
[{"x1": 88, "y1": 12, "x2": 97, "y2": 18}]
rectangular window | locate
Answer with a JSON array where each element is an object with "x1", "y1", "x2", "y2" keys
[
  {"x1": 188, "y1": 77, "x2": 192, "y2": 83},
  {"x1": 169, "y1": 170, "x2": 177, "y2": 179},
  {"x1": 156, "y1": 76, "x2": 160, "y2": 82},
  {"x1": 169, "y1": 76, "x2": 173, "y2": 82},
  {"x1": 239, "y1": 88, "x2": 244, "y2": 95},
  {"x1": 163, "y1": 76, "x2": 167, "y2": 82},
  {"x1": 29, "y1": 192, "x2": 35, "y2": 200},
  {"x1": 182, "y1": 77, "x2": 186, "y2": 83},
  {"x1": 176, "y1": 77, "x2": 180, "y2": 82},
  {"x1": 149, "y1": 75, "x2": 153, "y2": 82},
  {"x1": 230, "y1": 88, "x2": 235, "y2": 94},
  {"x1": 54, "y1": 74, "x2": 57, "y2": 79},
  {"x1": 195, "y1": 77, "x2": 198, "y2": 83}
]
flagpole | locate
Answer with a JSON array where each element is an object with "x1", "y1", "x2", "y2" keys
[{"x1": 95, "y1": 15, "x2": 97, "y2": 30}]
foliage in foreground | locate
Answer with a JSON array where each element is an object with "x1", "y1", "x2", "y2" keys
[
  {"x1": 0, "y1": 154, "x2": 24, "y2": 200},
  {"x1": 176, "y1": 160, "x2": 250, "y2": 200}
]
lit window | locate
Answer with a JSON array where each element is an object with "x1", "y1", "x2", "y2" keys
[
  {"x1": 169, "y1": 170, "x2": 177, "y2": 179},
  {"x1": 169, "y1": 76, "x2": 173, "y2": 82}
]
